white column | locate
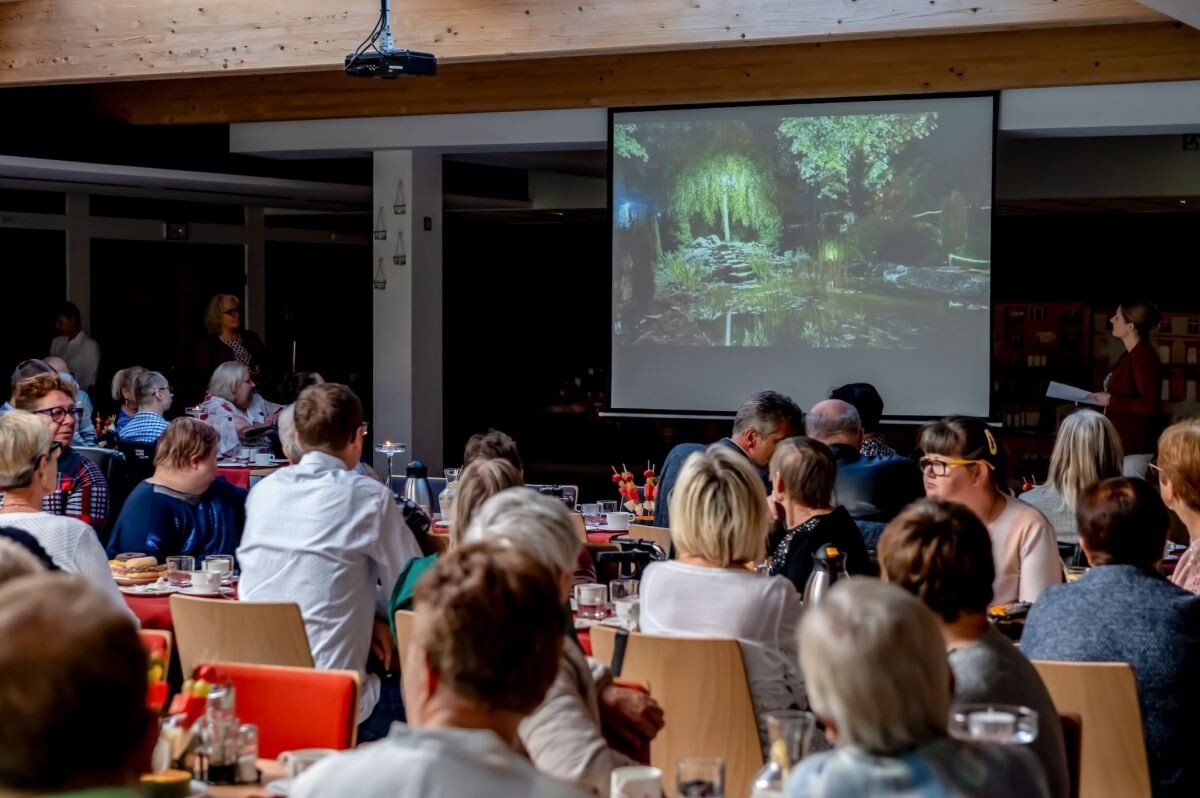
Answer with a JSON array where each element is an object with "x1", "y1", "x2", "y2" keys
[
  {"x1": 373, "y1": 151, "x2": 415, "y2": 474},
  {"x1": 372, "y1": 150, "x2": 444, "y2": 475}
]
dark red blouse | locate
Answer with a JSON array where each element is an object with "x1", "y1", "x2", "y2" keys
[{"x1": 1106, "y1": 339, "x2": 1162, "y2": 455}]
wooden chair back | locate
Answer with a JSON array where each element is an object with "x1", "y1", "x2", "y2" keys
[
  {"x1": 589, "y1": 625, "x2": 762, "y2": 795},
  {"x1": 1060, "y1": 712, "x2": 1082, "y2": 798},
  {"x1": 394, "y1": 609, "x2": 418, "y2": 708},
  {"x1": 170, "y1": 595, "x2": 313, "y2": 676},
  {"x1": 1033, "y1": 661, "x2": 1150, "y2": 798},
  {"x1": 570, "y1": 513, "x2": 589, "y2": 543},
  {"x1": 628, "y1": 523, "x2": 671, "y2": 555}
]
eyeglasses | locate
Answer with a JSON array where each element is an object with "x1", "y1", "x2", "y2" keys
[
  {"x1": 1149, "y1": 463, "x2": 1163, "y2": 479},
  {"x1": 222, "y1": 307, "x2": 241, "y2": 316},
  {"x1": 33, "y1": 405, "x2": 85, "y2": 424},
  {"x1": 155, "y1": 385, "x2": 174, "y2": 395},
  {"x1": 919, "y1": 457, "x2": 995, "y2": 477},
  {"x1": 35, "y1": 440, "x2": 63, "y2": 467}
]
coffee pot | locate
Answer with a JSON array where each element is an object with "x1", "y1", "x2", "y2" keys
[
  {"x1": 802, "y1": 546, "x2": 849, "y2": 607},
  {"x1": 403, "y1": 459, "x2": 434, "y2": 516}
]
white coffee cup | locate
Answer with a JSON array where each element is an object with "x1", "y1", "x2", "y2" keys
[
  {"x1": 253, "y1": 451, "x2": 273, "y2": 466},
  {"x1": 188, "y1": 570, "x2": 221, "y2": 593},
  {"x1": 278, "y1": 748, "x2": 337, "y2": 779},
  {"x1": 614, "y1": 597, "x2": 640, "y2": 628},
  {"x1": 611, "y1": 765, "x2": 662, "y2": 798},
  {"x1": 606, "y1": 511, "x2": 632, "y2": 530}
]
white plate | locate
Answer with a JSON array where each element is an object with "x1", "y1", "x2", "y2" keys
[
  {"x1": 178, "y1": 586, "x2": 236, "y2": 597},
  {"x1": 119, "y1": 582, "x2": 178, "y2": 596},
  {"x1": 189, "y1": 780, "x2": 210, "y2": 797},
  {"x1": 264, "y1": 777, "x2": 292, "y2": 796},
  {"x1": 216, "y1": 461, "x2": 247, "y2": 468}
]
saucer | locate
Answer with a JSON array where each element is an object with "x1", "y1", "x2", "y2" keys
[
  {"x1": 180, "y1": 585, "x2": 235, "y2": 597},
  {"x1": 264, "y1": 777, "x2": 292, "y2": 796}
]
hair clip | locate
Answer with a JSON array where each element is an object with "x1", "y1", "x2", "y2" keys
[{"x1": 983, "y1": 428, "x2": 998, "y2": 456}]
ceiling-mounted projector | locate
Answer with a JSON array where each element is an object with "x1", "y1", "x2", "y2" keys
[{"x1": 345, "y1": 0, "x2": 436, "y2": 78}]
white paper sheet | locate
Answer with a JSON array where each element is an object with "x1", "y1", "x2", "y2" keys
[{"x1": 1045, "y1": 381, "x2": 1101, "y2": 405}]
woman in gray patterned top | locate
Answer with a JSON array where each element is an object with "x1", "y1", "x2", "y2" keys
[{"x1": 878, "y1": 498, "x2": 1069, "y2": 798}]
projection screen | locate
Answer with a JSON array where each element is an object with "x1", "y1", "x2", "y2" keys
[{"x1": 610, "y1": 95, "x2": 995, "y2": 418}]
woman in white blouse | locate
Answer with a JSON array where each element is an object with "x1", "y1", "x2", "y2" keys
[
  {"x1": 919, "y1": 416, "x2": 1062, "y2": 605},
  {"x1": 639, "y1": 443, "x2": 805, "y2": 753},
  {"x1": 199, "y1": 361, "x2": 282, "y2": 457},
  {"x1": 0, "y1": 411, "x2": 127, "y2": 612}
]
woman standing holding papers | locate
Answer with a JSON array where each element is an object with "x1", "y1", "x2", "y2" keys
[{"x1": 1089, "y1": 300, "x2": 1162, "y2": 477}]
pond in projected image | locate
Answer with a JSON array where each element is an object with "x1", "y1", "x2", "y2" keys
[{"x1": 612, "y1": 98, "x2": 993, "y2": 350}]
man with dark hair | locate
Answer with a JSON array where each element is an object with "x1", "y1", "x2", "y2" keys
[
  {"x1": 2, "y1": 359, "x2": 54, "y2": 416},
  {"x1": 806, "y1": 398, "x2": 923, "y2": 526},
  {"x1": 879, "y1": 498, "x2": 1070, "y2": 798},
  {"x1": 463, "y1": 428, "x2": 523, "y2": 475},
  {"x1": 0, "y1": 573, "x2": 154, "y2": 796},
  {"x1": 50, "y1": 301, "x2": 101, "y2": 392},
  {"x1": 653, "y1": 389, "x2": 804, "y2": 529},
  {"x1": 238, "y1": 383, "x2": 422, "y2": 743},
  {"x1": 292, "y1": 543, "x2": 586, "y2": 798},
  {"x1": 2, "y1": 358, "x2": 94, "y2": 448},
  {"x1": 1023, "y1": 477, "x2": 1200, "y2": 798}
]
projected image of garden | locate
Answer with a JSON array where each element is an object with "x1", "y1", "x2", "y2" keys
[{"x1": 611, "y1": 100, "x2": 993, "y2": 349}]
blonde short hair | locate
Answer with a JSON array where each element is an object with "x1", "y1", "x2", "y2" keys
[
  {"x1": 799, "y1": 579, "x2": 949, "y2": 754},
  {"x1": 111, "y1": 366, "x2": 146, "y2": 403},
  {"x1": 0, "y1": 412, "x2": 52, "y2": 490},
  {"x1": 1048, "y1": 410, "x2": 1124, "y2": 514},
  {"x1": 1157, "y1": 418, "x2": 1200, "y2": 512},
  {"x1": 204, "y1": 294, "x2": 239, "y2": 335},
  {"x1": 452, "y1": 459, "x2": 523, "y2": 544},
  {"x1": 670, "y1": 444, "x2": 769, "y2": 566},
  {"x1": 207, "y1": 361, "x2": 250, "y2": 403},
  {"x1": 154, "y1": 419, "x2": 219, "y2": 471},
  {"x1": 463, "y1": 487, "x2": 581, "y2": 577},
  {"x1": 0, "y1": 539, "x2": 44, "y2": 586}
]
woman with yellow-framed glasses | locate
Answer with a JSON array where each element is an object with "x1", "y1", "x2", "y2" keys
[{"x1": 918, "y1": 416, "x2": 1062, "y2": 605}]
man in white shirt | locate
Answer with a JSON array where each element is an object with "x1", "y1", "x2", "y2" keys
[
  {"x1": 49, "y1": 302, "x2": 101, "y2": 392},
  {"x1": 291, "y1": 543, "x2": 586, "y2": 798},
  {"x1": 237, "y1": 383, "x2": 421, "y2": 739}
]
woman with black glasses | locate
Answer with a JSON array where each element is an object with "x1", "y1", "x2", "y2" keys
[
  {"x1": 0, "y1": 411, "x2": 126, "y2": 611},
  {"x1": 196, "y1": 294, "x2": 267, "y2": 390},
  {"x1": 919, "y1": 416, "x2": 1062, "y2": 605},
  {"x1": 5, "y1": 373, "x2": 108, "y2": 534}
]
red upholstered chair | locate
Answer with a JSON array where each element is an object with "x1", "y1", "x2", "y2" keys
[{"x1": 199, "y1": 662, "x2": 360, "y2": 757}]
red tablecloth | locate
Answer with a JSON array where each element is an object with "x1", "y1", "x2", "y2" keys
[
  {"x1": 586, "y1": 529, "x2": 628, "y2": 544},
  {"x1": 216, "y1": 466, "x2": 254, "y2": 489},
  {"x1": 124, "y1": 587, "x2": 238, "y2": 632}
]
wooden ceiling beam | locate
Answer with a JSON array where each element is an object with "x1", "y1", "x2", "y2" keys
[
  {"x1": 1136, "y1": 1, "x2": 1200, "y2": 29},
  {"x1": 89, "y1": 22, "x2": 1200, "y2": 126},
  {"x1": 0, "y1": 0, "x2": 1165, "y2": 86}
]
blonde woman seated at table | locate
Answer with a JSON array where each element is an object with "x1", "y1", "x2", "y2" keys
[
  {"x1": 1020, "y1": 410, "x2": 1123, "y2": 556},
  {"x1": 1154, "y1": 418, "x2": 1200, "y2": 595},
  {"x1": 110, "y1": 365, "x2": 146, "y2": 436},
  {"x1": 292, "y1": 543, "x2": 587, "y2": 798},
  {"x1": 878, "y1": 499, "x2": 1070, "y2": 798},
  {"x1": 0, "y1": 411, "x2": 127, "y2": 613},
  {"x1": 198, "y1": 361, "x2": 282, "y2": 457},
  {"x1": 464, "y1": 488, "x2": 664, "y2": 797},
  {"x1": 785, "y1": 579, "x2": 1049, "y2": 798},
  {"x1": 920, "y1": 417, "x2": 1062, "y2": 605},
  {"x1": 639, "y1": 444, "x2": 805, "y2": 752}
]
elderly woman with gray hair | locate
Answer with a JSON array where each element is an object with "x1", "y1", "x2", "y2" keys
[
  {"x1": 464, "y1": 488, "x2": 664, "y2": 797},
  {"x1": 198, "y1": 361, "x2": 282, "y2": 457},
  {"x1": 784, "y1": 579, "x2": 1049, "y2": 797}
]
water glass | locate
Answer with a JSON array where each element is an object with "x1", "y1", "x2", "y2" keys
[
  {"x1": 577, "y1": 503, "x2": 602, "y2": 526},
  {"x1": 610, "y1": 579, "x2": 639, "y2": 601},
  {"x1": 204, "y1": 555, "x2": 234, "y2": 575},
  {"x1": 575, "y1": 583, "x2": 608, "y2": 620},
  {"x1": 675, "y1": 757, "x2": 724, "y2": 797},
  {"x1": 949, "y1": 704, "x2": 1038, "y2": 745},
  {"x1": 598, "y1": 499, "x2": 619, "y2": 514},
  {"x1": 167, "y1": 555, "x2": 194, "y2": 587}
]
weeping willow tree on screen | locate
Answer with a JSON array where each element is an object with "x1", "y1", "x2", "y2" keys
[
  {"x1": 668, "y1": 152, "x2": 782, "y2": 248},
  {"x1": 776, "y1": 113, "x2": 937, "y2": 217}
]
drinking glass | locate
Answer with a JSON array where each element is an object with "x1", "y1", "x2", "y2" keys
[
  {"x1": 575, "y1": 583, "x2": 608, "y2": 620},
  {"x1": 598, "y1": 499, "x2": 619, "y2": 515},
  {"x1": 750, "y1": 712, "x2": 816, "y2": 797},
  {"x1": 949, "y1": 704, "x2": 1038, "y2": 745},
  {"x1": 675, "y1": 757, "x2": 724, "y2": 797},
  {"x1": 577, "y1": 503, "x2": 602, "y2": 526},
  {"x1": 610, "y1": 579, "x2": 639, "y2": 601},
  {"x1": 204, "y1": 555, "x2": 234, "y2": 575},
  {"x1": 167, "y1": 556, "x2": 194, "y2": 587}
]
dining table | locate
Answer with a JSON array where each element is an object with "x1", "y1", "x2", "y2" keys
[{"x1": 215, "y1": 464, "x2": 284, "y2": 490}]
